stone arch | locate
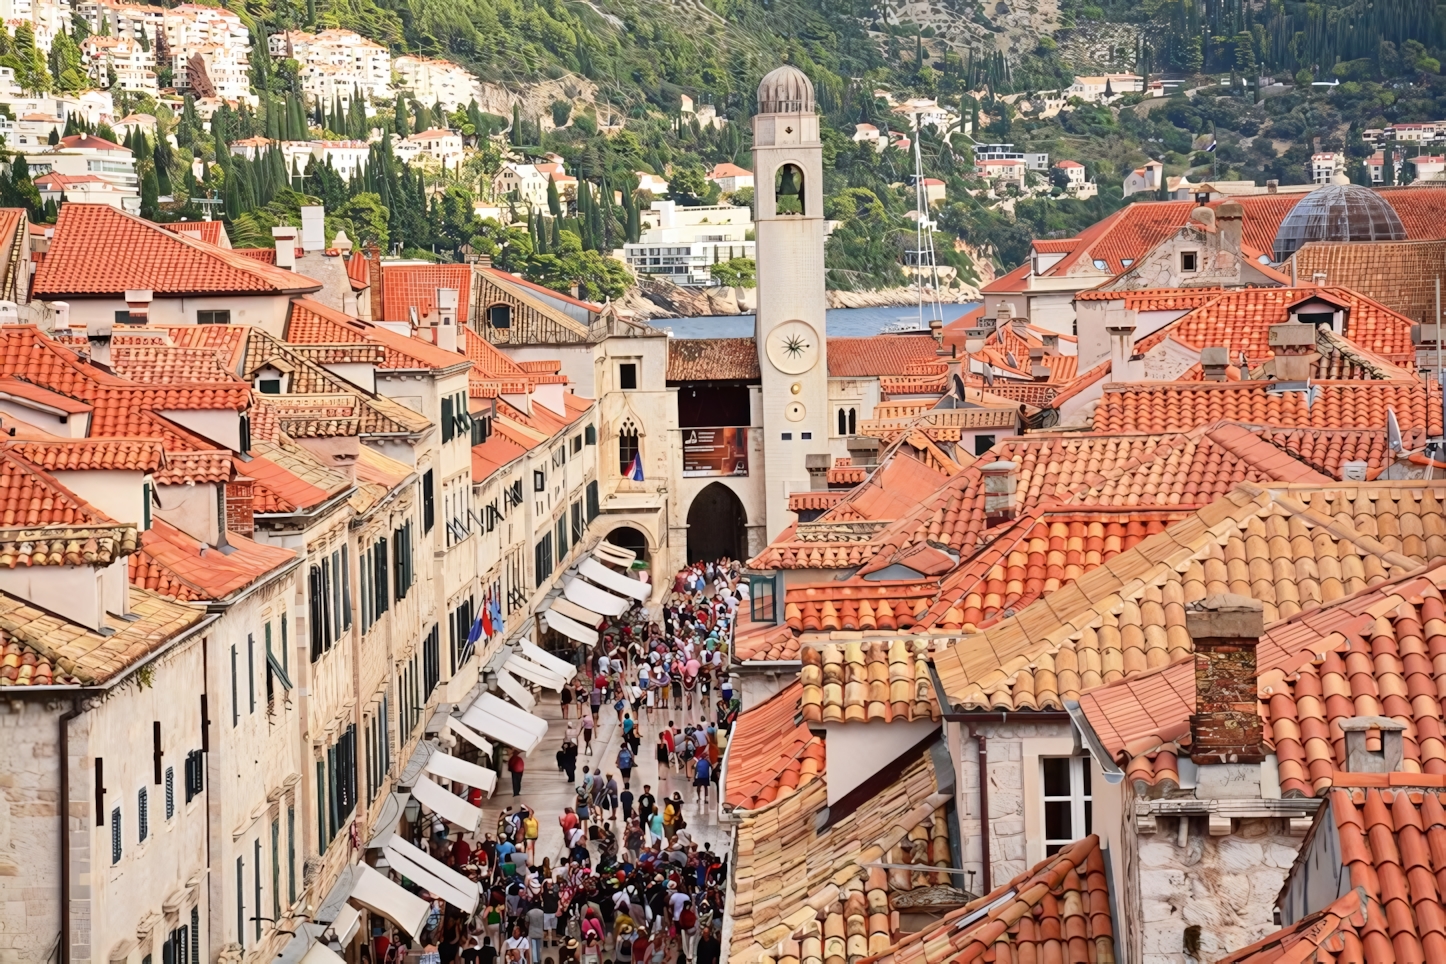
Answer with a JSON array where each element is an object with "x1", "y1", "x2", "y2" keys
[
  {"x1": 775, "y1": 163, "x2": 806, "y2": 216},
  {"x1": 686, "y1": 482, "x2": 747, "y2": 564}
]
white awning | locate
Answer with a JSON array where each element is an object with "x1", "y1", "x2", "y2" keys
[
  {"x1": 547, "y1": 597, "x2": 604, "y2": 628},
  {"x1": 461, "y1": 693, "x2": 545, "y2": 753},
  {"x1": 475, "y1": 691, "x2": 548, "y2": 739},
  {"x1": 300, "y1": 942, "x2": 347, "y2": 964},
  {"x1": 506, "y1": 654, "x2": 567, "y2": 691},
  {"x1": 516, "y1": 639, "x2": 578, "y2": 682},
  {"x1": 328, "y1": 903, "x2": 361, "y2": 946},
  {"x1": 383, "y1": 835, "x2": 480, "y2": 914},
  {"x1": 595, "y1": 541, "x2": 636, "y2": 566},
  {"x1": 541, "y1": 608, "x2": 599, "y2": 646},
  {"x1": 446, "y1": 717, "x2": 494, "y2": 756},
  {"x1": 495, "y1": 666, "x2": 536, "y2": 712},
  {"x1": 563, "y1": 577, "x2": 630, "y2": 617},
  {"x1": 425, "y1": 748, "x2": 497, "y2": 796},
  {"x1": 580, "y1": 557, "x2": 650, "y2": 600},
  {"x1": 409, "y1": 774, "x2": 482, "y2": 832},
  {"x1": 348, "y1": 864, "x2": 430, "y2": 940}
]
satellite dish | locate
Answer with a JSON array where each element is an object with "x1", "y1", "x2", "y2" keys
[
  {"x1": 1387, "y1": 407, "x2": 1402, "y2": 454},
  {"x1": 983, "y1": 364, "x2": 994, "y2": 386}
]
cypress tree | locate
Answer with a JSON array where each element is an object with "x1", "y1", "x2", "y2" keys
[
  {"x1": 394, "y1": 94, "x2": 409, "y2": 137},
  {"x1": 547, "y1": 176, "x2": 561, "y2": 218}
]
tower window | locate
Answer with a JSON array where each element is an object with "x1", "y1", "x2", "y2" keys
[
  {"x1": 1180, "y1": 251, "x2": 1198, "y2": 272},
  {"x1": 775, "y1": 164, "x2": 805, "y2": 216},
  {"x1": 488, "y1": 304, "x2": 511, "y2": 328},
  {"x1": 619, "y1": 363, "x2": 638, "y2": 390},
  {"x1": 837, "y1": 407, "x2": 857, "y2": 436},
  {"x1": 619, "y1": 422, "x2": 640, "y2": 474}
]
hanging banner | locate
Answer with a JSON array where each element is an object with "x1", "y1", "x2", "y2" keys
[{"x1": 682, "y1": 427, "x2": 749, "y2": 477}]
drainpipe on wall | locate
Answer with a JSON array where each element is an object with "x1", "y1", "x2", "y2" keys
[
  {"x1": 969, "y1": 725, "x2": 990, "y2": 895},
  {"x1": 58, "y1": 695, "x2": 82, "y2": 964}
]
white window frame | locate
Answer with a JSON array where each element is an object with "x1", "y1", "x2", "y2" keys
[
  {"x1": 1040, "y1": 755, "x2": 1092, "y2": 857},
  {"x1": 1020, "y1": 735, "x2": 1082, "y2": 867}
]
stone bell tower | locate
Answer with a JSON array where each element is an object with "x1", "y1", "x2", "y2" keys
[{"x1": 753, "y1": 63, "x2": 828, "y2": 542}]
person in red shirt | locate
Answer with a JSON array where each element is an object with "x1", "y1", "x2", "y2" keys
[
  {"x1": 509, "y1": 751, "x2": 525, "y2": 796},
  {"x1": 559, "y1": 806, "x2": 580, "y2": 836}
]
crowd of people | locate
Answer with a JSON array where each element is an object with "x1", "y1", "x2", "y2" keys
[{"x1": 375, "y1": 558, "x2": 749, "y2": 964}]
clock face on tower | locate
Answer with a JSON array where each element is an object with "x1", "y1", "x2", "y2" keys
[{"x1": 766, "y1": 320, "x2": 820, "y2": 375}]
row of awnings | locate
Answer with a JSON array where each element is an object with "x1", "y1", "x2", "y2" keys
[
  {"x1": 315, "y1": 544, "x2": 644, "y2": 948},
  {"x1": 538, "y1": 546, "x2": 650, "y2": 647}
]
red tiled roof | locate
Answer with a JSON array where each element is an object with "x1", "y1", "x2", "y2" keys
[
  {"x1": 860, "y1": 835, "x2": 1114, "y2": 964},
  {"x1": 0, "y1": 448, "x2": 110, "y2": 526},
  {"x1": 346, "y1": 251, "x2": 370, "y2": 289},
  {"x1": 1197, "y1": 883, "x2": 1376, "y2": 963},
  {"x1": 379, "y1": 263, "x2": 473, "y2": 323},
  {"x1": 129, "y1": 518, "x2": 295, "y2": 601},
  {"x1": 6, "y1": 438, "x2": 163, "y2": 472},
  {"x1": 152, "y1": 449, "x2": 233, "y2": 484},
  {"x1": 827, "y1": 335, "x2": 942, "y2": 377},
  {"x1": 1093, "y1": 380, "x2": 1442, "y2": 434},
  {"x1": 1257, "y1": 426, "x2": 1432, "y2": 479},
  {"x1": 287, "y1": 297, "x2": 469, "y2": 370},
  {"x1": 722, "y1": 681, "x2": 824, "y2": 811},
  {"x1": 161, "y1": 220, "x2": 225, "y2": 246},
  {"x1": 0, "y1": 375, "x2": 93, "y2": 413},
  {"x1": 667, "y1": 338, "x2": 760, "y2": 381},
  {"x1": 34, "y1": 205, "x2": 323, "y2": 297},
  {"x1": 1033, "y1": 238, "x2": 1079, "y2": 252},
  {"x1": 56, "y1": 133, "x2": 127, "y2": 152},
  {"x1": 1137, "y1": 286, "x2": 1416, "y2": 364},
  {"x1": 980, "y1": 258, "x2": 1033, "y2": 294},
  {"x1": 245, "y1": 452, "x2": 338, "y2": 513},
  {"x1": 111, "y1": 344, "x2": 234, "y2": 383},
  {"x1": 1075, "y1": 285, "x2": 1224, "y2": 309}
]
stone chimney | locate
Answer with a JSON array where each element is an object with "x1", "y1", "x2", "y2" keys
[
  {"x1": 1041, "y1": 333, "x2": 1059, "y2": 354},
  {"x1": 124, "y1": 288, "x2": 152, "y2": 324},
  {"x1": 1268, "y1": 322, "x2": 1317, "y2": 381},
  {"x1": 1028, "y1": 347, "x2": 1049, "y2": 381},
  {"x1": 1200, "y1": 346, "x2": 1229, "y2": 381},
  {"x1": 1216, "y1": 199, "x2": 1244, "y2": 254},
  {"x1": 805, "y1": 453, "x2": 830, "y2": 491},
  {"x1": 1107, "y1": 323, "x2": 1137, "y2": 380},
  {"x1": 981, "y1": 461, "x2": 1018, "y2": 527},
  {"x1": 272, "y1": 226, "x2": 298, "y2": 270},
  {"x1": 367, "y1": 244, "x2": 384, "y2": 318},
  {"x1": 1188, "y1": 594, "x2": 1266, "y2": 765},
  {"x1": 225, "y1": 477, "x2": 254, "y2": 537},
  {"x1": 1339, "y1": 716, "x2": 1406, "y2": 773},
  {"x1": 436, "y1": 288, "x2": 459, "y2": 353},
  {"x1": 1266, "y1": 180, "x2": 1278, "y2": 194}
]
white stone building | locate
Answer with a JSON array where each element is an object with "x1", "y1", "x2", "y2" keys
[
  {"x1": 81, "y1": 35, "x2": 158, "y2": 95},
  {"x1": 393, "y1": 55, "x2": 477, "y2": 112},
  {"x1": 272, "y1": 29, "x2": 392, "y2": 106}
]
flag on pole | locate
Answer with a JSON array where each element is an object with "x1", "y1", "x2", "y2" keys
[{"x1": 627, "y1": 451, "x2": 645, "y2": 481}]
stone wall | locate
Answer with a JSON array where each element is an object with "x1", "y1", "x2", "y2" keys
[
  {"x1": 948, "y1": 718, "x2": 1077, "y2": 894},
  {"x1": 0, "y1": 698, "x2": 64, "y2": 964},
  {"x1": 1132, "y1": 816, "x2": 1301, "y2": 964}
]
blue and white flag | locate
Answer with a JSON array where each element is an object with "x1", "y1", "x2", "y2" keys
[{"x1": 627, "y1": 452, "x2": 645, "y2": 481}]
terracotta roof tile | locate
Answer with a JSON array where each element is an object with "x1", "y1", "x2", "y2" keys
[
  {"x1": 286, "y1": 297, "x2": 469, "y2": 371},
  {"x1": 932, "y1": 481, "x2": 1436, "y2": 714},
  {"x1": 828, "y1": 336, "x2": 943, "y2": 377},
  {"x1": 0, "y1": 586, "x2": 201, "y2": 686},
  {"x1": 1136, "y1": 286, "x2": 1416, "y2": 365},
  {"x1": 1095, "y1": 380, "x2": 1441, "y2": 435},
  {"x1": 857, "y1": 836, "x2": 1114, "y2": 964},
  {"x1": 731, "y1": 753, "x2": 954, "y2": 964},
  {"x1": 160, "y1": 220, "x2": 225, "y2": 246},
  {"x1": 799, "y1": 639, "x2": 941, "y2": 724},
  {"x1": 152, "y1": 449, "x2": 233, "y2": 484},
  {"x1": 6, "y1": 438, "x2": 163, "y2": 473},
  {"x1": 380, "y1": 263, "x2": 472, "y2": 324},
  {"x1": 112, "y1": 343, "x2": 235, "y2": 383},
  {"x1": 722, "y1": 681, "x2": 824, "y2": 811},
  {"x1": 1198, "y1": 882, "x2": 1376, "y2": 964},
  {"x1": 1291, "y1": 239, "x2": 1446, "y2": 324},
  {"x1": 667, "y1": 338, "x2": 761, "y2": 381},
  {"x1": 128, "y1": 518, "x2": 295, "y2": 601},
  {"x1": 34, "y1": 204, "x2": 321, "y2": 297}
]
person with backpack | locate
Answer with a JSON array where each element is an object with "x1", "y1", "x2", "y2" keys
[
  {"x1": 692, "y1": 756, "x2": 711, "y2": 807},
  {"x1": 616, "y1": 743, "x2": 635, "y2": 781}
]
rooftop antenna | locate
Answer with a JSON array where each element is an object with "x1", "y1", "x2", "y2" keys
[{"x1": 911, "y1": 111, "x2": 944, "y2": 332}]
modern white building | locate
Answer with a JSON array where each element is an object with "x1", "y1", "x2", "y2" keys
[
  {"x1": 622, "y1": 200, "x2": 754, "y2": 286},
  {"x1": 706, "y1": 162, "x2": 754, "y2": 194},
  {"x1": 27, "y1": 132, "x2": 138, "y2": 194},
  {"x1": 1311, "y1": 151, "x2": 1345, "y2": 183},
  {"x1": 310, "y1": 140, "x2": 369, "y2": 179},
  {"x1": 399, "y1": 128, "x2": 464, "y2": 169},
  {"x1": 1067, "y1": 72, "x2": 1146, "y2": 102}
]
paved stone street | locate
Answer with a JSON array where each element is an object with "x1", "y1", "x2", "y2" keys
[{"x1": 502, "y1": 686, "x2": 730, "y2": 866}]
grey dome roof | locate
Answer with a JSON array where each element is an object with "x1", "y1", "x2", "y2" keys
[
  {"x1": 757, "y1": 64, "x2": 814, "y2": 114},
  {"x1": 1271, "y1": 183, "x2": 1407, "y2": 262}
]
